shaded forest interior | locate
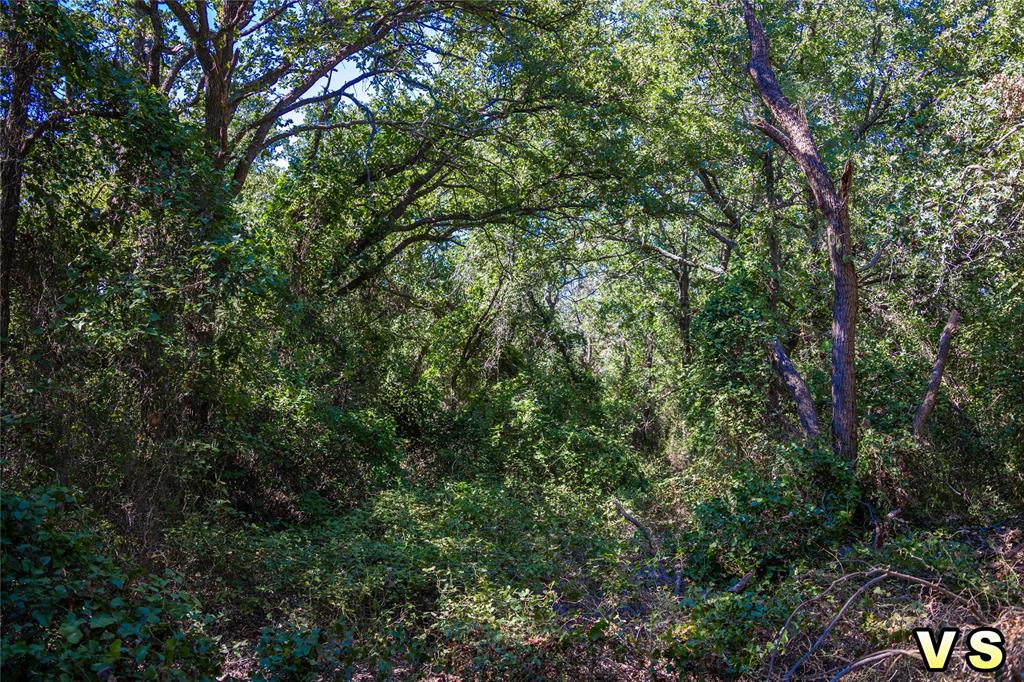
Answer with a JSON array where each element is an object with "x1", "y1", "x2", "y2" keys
[{"x1": 2, "y1": 0, "x2": 1023, "y2": 679}]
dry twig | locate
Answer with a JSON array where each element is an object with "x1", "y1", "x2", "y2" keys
[{"x1": 770, "y1": 567, "x2": 984, "y2": 681}]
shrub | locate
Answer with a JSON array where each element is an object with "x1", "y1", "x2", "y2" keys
[
  {"x1": 1, "y1": 487, "x2": 219, "y2": 680},
  {"x1": 661, "y1": 589, "x2": 790, "y2": 677},
  {"x1": 253, "y1": 622, "x2": 358, "y2": 682},
  {"x1": 684, "y1": 445, "x2": 859, "y2": 581}
]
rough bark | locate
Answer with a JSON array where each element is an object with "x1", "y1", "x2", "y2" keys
[
  {"x1": 769, "y1": 338, "x2": 822, "y2": 439},
  {"x1": 913, "y1": 309, "x2": 961, "y2": 438},
  {"x1": 742, "y1": 0, "x2": 858, "y2": 461}
]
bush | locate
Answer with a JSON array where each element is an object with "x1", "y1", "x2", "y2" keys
[
  {"x1": 683, "y1": 445, "x2": 859, "y2": 581},
  {"x1": 1, "y1": 487, "x2": 219, "y2": 680},
  {"x1": 253, "y1": 622, "x2": 358, "y2": 681},
  {"x1": 481, "y1": 375, "x2": 638, "y2": 490},
  {"x1": 661, "y1": 589, "x2": 790, "y2": 677}
]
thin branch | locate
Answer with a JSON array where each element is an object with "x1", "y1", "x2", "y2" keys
[
  {"x1": 161, "y1": 46, "x2": 195, "y2": 94},
  {"x1": 230, "y1": 59, "x2": 292, "y2": 105},
  {"x1": 781, "y1": 569, "x2": 982, "y2": 680},
  {"x1": 258, "y1": 119, "x2": 369, "y2": 151},
  {"x1": 239, "y1": 0, "x2": 296, "y2": 37},
  {"x1": 783, "y1": 574, "x2": 889, "y2": 681},
  {"x1": 829, "y1": 649, "x2": 920, "y2": 681},
  {"x1": 612, "y1": 499, "x2": 658, "y2": 555},
  {"x1": 766, "y1": 569, "x2": 885, "y2": 679},
  {"x1": 752, "y1": 118, "x2": 799, "y2": 160},
  {"x1": 602, "y1": 235, "x2": 725, "y2": 275}
]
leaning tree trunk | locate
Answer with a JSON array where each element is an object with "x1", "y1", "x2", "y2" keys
[
  {"x1": 769, "y1": 338, "x2": 821, "y2": 440},
  {"x1": 913, "y1": 309, "x2": 961, "y2": 438},
  {"x1": 742, "y1": 0, "x2": 859, "y2": 462}
]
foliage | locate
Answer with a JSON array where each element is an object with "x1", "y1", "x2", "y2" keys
[
  {"x1": 2, "y1": 0, "x2": 1022, "y2": 678},
  {"x1": 0, "y1": 488, "x2": 218, "y2": 680},
  {"x1": 684, "y1": 445, "x2": 859, "y2": 581}
]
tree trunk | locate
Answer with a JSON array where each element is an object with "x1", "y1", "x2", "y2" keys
[
  {"x1": 742, "y1": 0, "x2": 858, "y2": 461},
  {"x1": 913, "y1": 309, "x2": 961, "y2": 438},
  {"x1": 769, "y1": 338, "x2": 822, "y2": 439},
  {"x1": 674, "y1": 227, "x2": 692, "y2": 363},
  {"x1": 1, "y1": 3, "x2": 36, "y2": 409},
  {"x1": 634, "y1": 324, "x2": 660, "y2": 451}
]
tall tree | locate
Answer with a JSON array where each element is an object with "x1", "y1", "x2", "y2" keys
[
  {"x1": 742, "y1": 0, "x2": 859, "y2": 461},
  {"x1": 0, "y1": 0, "x2": 37, "y2": 406}
]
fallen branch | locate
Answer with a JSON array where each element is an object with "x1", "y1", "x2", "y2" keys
[
  {"x1": 775, "y1": 568, "x2": 983, "y2": 680},
  {"x1": 783, "y1": 573, "x2": 889, "y2": 680},
  {"x1": 881, "y1": 569, "x2": 982, "y2": 620},
  {"x1": 828, "y1": 648, "x2": 921, "y2": 681},
  {"x1": 612, "y1": 498, "x2": 658, "y2": 555},
  {"x1": 766, "y1": 569, "x2": 885, "y2": 678}
]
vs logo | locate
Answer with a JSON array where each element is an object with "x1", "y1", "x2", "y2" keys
[{"x1": 912, "y1": 627, "x2": 1006, "y2": 673}]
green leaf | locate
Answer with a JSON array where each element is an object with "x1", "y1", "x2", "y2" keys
[{"x1": 91, "y1": 614, "x2": 116, "y2": 629}]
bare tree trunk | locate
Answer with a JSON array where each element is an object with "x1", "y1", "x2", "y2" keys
[
  {"x1": 634, "y1": 322, "x2": 661, "y2": 451},
  {"x1": 742, "y1": 1, "x2": 858, "y2": 461},
  {"x1": 674, "y1": 227, "x2": 692, "y2": 363},
  {"x1": 913, "y1": 309, "x2": 961, "y2": 438},
  {"x1": 769, "y1": 338, "x2": 821, "y2": 439},
  {"x1": 1, "y1": 2, "x2": 36, "y2": 410}
]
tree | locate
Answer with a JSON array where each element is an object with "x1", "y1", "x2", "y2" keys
[
  {"x1": 0, "y1": 0, "x2": 36, "y2": 406},
  {"x1": 741, "y1": 0, "x2": 858, "y2": 461},
  {"x1": 109, "y1": 0, "x2": 568, "y2": 194},
  {"x1": 2, "y1": 0, "x2": 131, "y2": 406}
]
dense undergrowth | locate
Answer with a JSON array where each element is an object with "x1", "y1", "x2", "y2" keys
[{"x1": 4, "y1": 429, "x2": 1021, "y2": 679}]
